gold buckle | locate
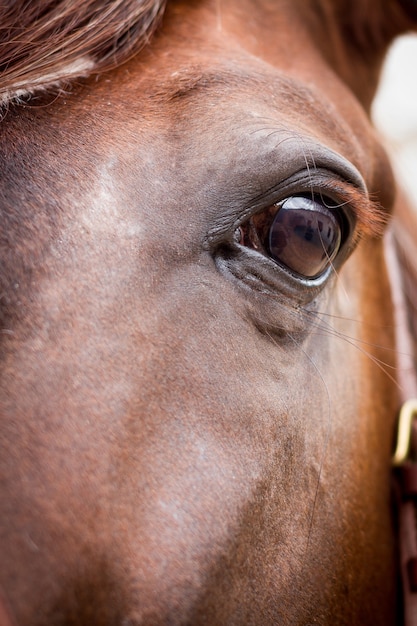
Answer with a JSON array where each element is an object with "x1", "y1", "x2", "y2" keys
[{"x1": 392, "y1": 399, "x2": 417, "y2": 466}]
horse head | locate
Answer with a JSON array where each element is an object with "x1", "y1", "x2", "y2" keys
[{"x1": 1, "y1": 1, "x2": 417, "y2": 624}]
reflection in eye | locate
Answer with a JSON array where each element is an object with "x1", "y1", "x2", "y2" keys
[{"x1": 239, "y1": 195, "x2": 344, "y2": 279}]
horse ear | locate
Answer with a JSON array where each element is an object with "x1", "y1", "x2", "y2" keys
[{"x1": 393, "y1": 196, "x2": 417, "y2": 367}]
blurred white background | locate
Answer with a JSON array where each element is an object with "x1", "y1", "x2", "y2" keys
[{"x1": 373, "y1": 34, "x2": 417, "y2": 208}]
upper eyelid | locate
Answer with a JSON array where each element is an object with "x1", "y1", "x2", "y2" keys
[
  {"x1": 203, "y1": 176, "x2": 351, "y2": 249},
  {"x1": 242, "y1": 173, "x2": 385, "y2": 239},
  {"x1": 232, "y1": 174, "x2": 360, "y2": 229},
  {"x1": 203, "y1": 132, "x2": 386, "y2": 247}
]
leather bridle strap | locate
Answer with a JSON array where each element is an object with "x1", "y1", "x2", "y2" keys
[{"x1": 385, "y1": 226, "x2": 417, "y2": 626}]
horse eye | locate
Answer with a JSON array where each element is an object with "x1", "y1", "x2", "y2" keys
[{"x1": 239, "y1": 195, "x2": 344, "y2": 279}]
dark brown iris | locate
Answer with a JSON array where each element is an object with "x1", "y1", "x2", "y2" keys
[{"x1": 239, "y1": 196, "x2": 343, "y2": 279}]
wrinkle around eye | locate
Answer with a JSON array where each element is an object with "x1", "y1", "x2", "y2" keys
[{"x1": 213, "y1": 246, "x2": 331, "y2": 339}]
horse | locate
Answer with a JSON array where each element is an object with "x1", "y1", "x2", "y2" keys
[{"x1": 0, "y1": 0, "x2": 417, "y2": 624}]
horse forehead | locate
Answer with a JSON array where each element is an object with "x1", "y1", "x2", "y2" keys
[
  {"x1": 70, "y1": 71, "x2": 385, "y2": 224},
  {"x1": 148, "y1": 66, "x2": 366, "y2": 156},
  {"x1": 0, "y1": 0, "x2": 378, "y2": 193},
  {"x1": 73, "y1": 8, "x2": 378, "y2": 184}
]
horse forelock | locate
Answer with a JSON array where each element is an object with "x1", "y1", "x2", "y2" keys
[{"x1": 0, "y1": 0, "x2": 167, "y2": 107}]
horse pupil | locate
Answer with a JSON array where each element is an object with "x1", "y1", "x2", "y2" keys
[{"x1": 267, "y1": 196, "x2": 342, "y2": 278}]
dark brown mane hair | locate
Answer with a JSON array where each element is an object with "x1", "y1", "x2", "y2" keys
[{"x1": 0, "y1": 0, "x2": 167, "y2": 105}]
